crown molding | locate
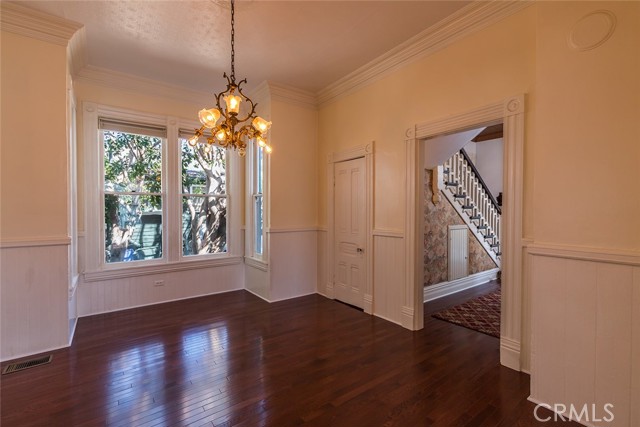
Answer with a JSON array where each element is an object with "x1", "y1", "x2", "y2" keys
[
  {"x1": 250, "y1": 81, "x2": 317, "y2": 110},
  {"x1": 268, "y1": 82, "x2": 318, "y2": 110},
  {"x1": 75, "y1": 65, "x2": 211, "y2": 106},
  {"x1": 317, "y1": 0, "x2": 534, "y2": 107},
  {"x1": 68, "y1": 27, "x2": 88, "y2": 77},
  {"x1": 0, "y1": 1, "x2": 82, "y2": 46}
]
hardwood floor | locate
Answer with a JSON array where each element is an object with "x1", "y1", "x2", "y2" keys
[{"x1": 1, "y1": 285, "x2": 580, "y2": 427}]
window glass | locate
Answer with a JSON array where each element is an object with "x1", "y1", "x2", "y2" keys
[
  {"x1": 181, "y1": 140, "x2": 227, "y2": 255},
  {"x1": 103, "y1": 131, "x2": 163, "y2": 263}
]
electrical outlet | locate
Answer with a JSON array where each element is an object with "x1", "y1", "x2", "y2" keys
[{"x1": 154, "y1": 280, "x2": 165, "y2": 287}]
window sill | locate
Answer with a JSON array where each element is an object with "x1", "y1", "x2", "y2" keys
[
  {"x1": 244, "y1": 256, "x2": 268, "y2": 271},
  {"x1": 84, "y1": 256, "x2": 243, "y2": 282}
]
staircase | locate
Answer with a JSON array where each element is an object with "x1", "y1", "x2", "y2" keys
[{"x1": 442, "y1": 149, "x2": 501, "y2": 266}]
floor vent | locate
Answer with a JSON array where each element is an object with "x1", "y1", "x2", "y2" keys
[{"x1": 2, "y1": 355, "x2": 52, "y2": 375}]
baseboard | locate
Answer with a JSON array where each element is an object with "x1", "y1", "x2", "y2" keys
[
  {"x1": 1, "y1": 343, "x2": 71, "y2": 363},
  {"x1": 424, "y1": 268, "x2": 499, "y2": 302},
  {"x1": 244, "y1": 288, "x2": 317, "y2": 304},
  {"x1": 500, "y1": 336, "x2": 521, "y2": 371}
]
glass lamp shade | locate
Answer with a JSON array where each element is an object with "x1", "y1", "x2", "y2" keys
[
  {"x1": 187, "y1": 135, "x2": 199, "y2": 147},
  {"x1": 224, "y1": 95, "x2": 242, "y2": 114},
  {"x1": 198, "y1": 108, "x2": 221, "y2": 128},
  {"x1": 215, "y1": 129, "x2": 228, "y2": 142},
  {"x1": 252, "y1": 117, "x2": 272, "y2": 133}
]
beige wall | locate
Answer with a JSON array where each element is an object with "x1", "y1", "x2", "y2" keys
[
  {"x1": 268, "y1": 99, "x2": 318, "y2": 229},
  {"x1": 1, "y1": 32, "x2": 69, "y2": 239},
  {"x1": 318, "y1": 7, "x2": 537, "y2": 237},
  {"x1": 535, "y1": 1, "x2": 640, "y2": 251}
]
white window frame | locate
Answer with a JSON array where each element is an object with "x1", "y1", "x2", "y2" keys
[
  {"x1": 244, "y1": 139, "x2": 269, "y2": 269},
  {"x1": 176, "y1": 123, "x2": 231, "y2": 261},
  {"x1": 83, "y1": 103, "x2": 241, "y2": 281}
]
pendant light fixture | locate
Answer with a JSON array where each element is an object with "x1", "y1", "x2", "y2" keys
[{"x1": 188, "y1": 0, "x2": 272, "y2": 157}]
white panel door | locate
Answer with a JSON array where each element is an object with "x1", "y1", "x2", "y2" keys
[
  {"x1": 448, "y1": 225, "x2": 468, "y2": 281},
  {"x1": 334, "y1": 157, "x2": 366, "y2": 308}
]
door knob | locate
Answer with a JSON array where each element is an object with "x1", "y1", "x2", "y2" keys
[{"x1": 357, "y1": 248, "x2": 364, "y2": 253}]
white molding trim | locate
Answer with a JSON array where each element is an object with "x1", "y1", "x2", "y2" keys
[
  {"x1": 68, "y1": 27, "x2": 87, "y2": 76},
  {"x1": 372, "y1": 229, "x2": 404, "y2": 238},
  {"x1": 317, "y1": 0, "x2": 533, "y2": 106},
  {"x1": 75, "y1": 65, "x2": 210, "y2": 106},
  {"x1": 250, "y1": 81, "x2": 317, "y2": 109},
  {"x1": 500, "y1": 337, "x2": 522, "y2": 372},
  {"x1": 84, "y1": 256, "x2": 242, "y2": 282},
  {"x1": 0, "y1": 2, "x2": 82, "y2": 46},
  {"x1": 527, "y1": 243, "x2": 640, "y2": 266},
  {"x1": 406, "y1": 94, "x2": 526, "y2": 369},
  {"x1": 267, "y1": 227, "x2": 320, "y2": 234},
  {"x1": 326, "y1": 142, "x2": 375, "y2": 314},
  {"x1": 244, "y1": 256, "x2": 268, "y2": 272},
  {"x1": 0, "y1": 343, "x2": 72, "y2": 364},
  {"x1": 245, "y1": 288, "x2": 317, "y2": 304},
  {"x1": 0, "y1": 236, "x2": 71, "y2": 248},
  {"x1": 424, "y1": 268, "x2": 499, "y2": 302}
]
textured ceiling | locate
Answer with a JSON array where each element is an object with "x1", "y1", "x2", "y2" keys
[{"x1": 21, "y1": 1, "x2": 471, "y2": 94}]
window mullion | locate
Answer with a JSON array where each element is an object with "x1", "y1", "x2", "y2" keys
[{"x1": 166, "y1": 118, "x2": 180, "y2": 263}]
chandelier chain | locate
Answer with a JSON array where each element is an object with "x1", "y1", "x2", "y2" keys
[{"x1": 230, "y1": 0, "x2": 235, "y2": 81}]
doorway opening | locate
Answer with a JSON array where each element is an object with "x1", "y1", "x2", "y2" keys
[
  {"x1": 404, "y1": 95, "x2": 525, "y2": 371},
  {"x1": 423, "y1": 123, "x2": 504, "y2": 340}
]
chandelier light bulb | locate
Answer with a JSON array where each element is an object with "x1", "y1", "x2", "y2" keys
[
  {"x1": 252, "y1": 117, "x2": 271, "y2": 134},
  {"x1": 216, "y1": 129, "x2": 227, "y2": 142},
  {"x1": 265, "y1": 145, "x2": 273, "y2": 154},
  {"x1": 256, "y1": 136, "x2": 266, "y2": 148},
  {"x1": 224, "y1": 94, "x2": 242, "y2": 114},
  {"x1": 187, "y1": 135, "x2": 199, "y2": 147}
]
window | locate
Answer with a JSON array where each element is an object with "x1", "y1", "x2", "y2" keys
[
  {"x1": 179, "y1": 130, "x2": 227, "y2": 256},
  {"x1": 253, "y1": 145, "x2": 264, "y2": 256},
  {"x1": 83, "y1": 104, "x2": 240, "y2": 278},
  {"x1": 245, "y1": 139, "x2": 268, "y2": 264},
  {"x1": 100, "y1": 119, "x2": 165, "y2": 264}
]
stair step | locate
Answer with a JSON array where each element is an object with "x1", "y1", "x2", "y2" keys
[
  {"x1": 453, "y1": 194, "x2": 467, "y2": 199},
  {"x1": 462, "y1": 205, "x2": 473, "y2": 210},
  {"x1": 477, "y1": 225, "x2": 488, "y2": 230},
  {"x1": 490, "y1": 243, "x2": 499, "y2": 248},
  {"x1": 470, "y1": 215, "x2": 481, "y2": 220},
  {"x1": 484, "y1": 234, "x2": 495, "y2": 240},
  {"x1": 445, "y1": 181, "x2": 458, "y2": 187},
  {"x1": 496, "y1": 252, "x2": 502, "y2": 256}
]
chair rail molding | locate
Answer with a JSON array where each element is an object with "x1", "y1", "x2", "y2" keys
[{"x1": 405, "y1": 94, "x2": 526, "y2": 370}]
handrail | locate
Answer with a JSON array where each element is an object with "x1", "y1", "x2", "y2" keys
[{"x1": 459, "y1": 148, "x2": 501, "y2": 214}]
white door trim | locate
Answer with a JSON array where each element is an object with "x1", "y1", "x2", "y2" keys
[
  {"x1": 404, "y1": 95, "x2": 525, "y2": 371},
  {"x1": 327, "y1": 142, "x2": 374, "y2": 314}
]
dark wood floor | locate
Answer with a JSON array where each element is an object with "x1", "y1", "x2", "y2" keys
[{"x1": 1, "y1": 282, "x2": 580, "y2": 427}]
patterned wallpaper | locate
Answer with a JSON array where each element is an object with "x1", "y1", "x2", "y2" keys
[{"x1": 424, "y1": 170, "x2": 498, "y2": 287}]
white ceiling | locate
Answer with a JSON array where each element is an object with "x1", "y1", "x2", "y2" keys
[{"x1": 20, "y1": 1, "x2": 471, "y2": 94}]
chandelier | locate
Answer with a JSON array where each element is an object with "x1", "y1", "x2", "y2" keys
[{"x1": 188, "y1": 0, "x2": 272, "y2": 157}]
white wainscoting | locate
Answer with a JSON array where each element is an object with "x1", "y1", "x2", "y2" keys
[
  {"x1": 528, "y1": 244, "x2": 640, "y2": 427},
  {"x1": 373, "y1": 233, "x2": 405, "y2": 325},
  {"x1": 268, "y1": 228, "x2": 317, "y2": 302},
  {"x1": 1, "y1": 243, "x2": 70, "y2": 361},
  {"x1": 77, "y1": 262, "x2": 244, "y2": 317},
  {"x1": 317, "y1": 229, "x2": 328, "y2": 297}
]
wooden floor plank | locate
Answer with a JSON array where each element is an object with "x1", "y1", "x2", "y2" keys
[{"x1": 1, "y1": 283, "x2": 578, "y2": 426}]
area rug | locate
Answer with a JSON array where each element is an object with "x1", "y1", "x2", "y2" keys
[{"x1": 432, "y1": 290, "x2": 501, "y2": 338}]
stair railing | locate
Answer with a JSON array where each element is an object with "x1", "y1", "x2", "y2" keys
[{"x1": 443, "y1": 149, "x2": 502, "y2": 256}]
